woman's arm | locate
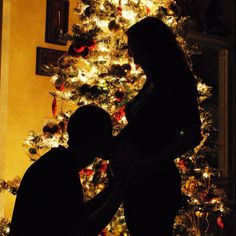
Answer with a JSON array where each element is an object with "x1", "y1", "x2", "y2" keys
[
  {"x1": 83, "y1": 167, "x2": 129, "y2": 235},
  {"x1": 68, "y1": 185, "x2": 124, "y2": 236},
  {"x1": 83, "y1": 168, "x2": 115, "y2": 216},
  {"x1": 127, "y1": 122, "x2": 202, "y2": 182},
  {"x1": 86, "y1": 186, "x2": 124, "y2": 235},
  {"x1": 156, "y1": 122, "x2": 202, "y2": 163}
]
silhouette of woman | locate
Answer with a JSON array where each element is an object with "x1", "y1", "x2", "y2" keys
[{"x1": 111, "y1": 17, "x2": 202, "y2": 236}]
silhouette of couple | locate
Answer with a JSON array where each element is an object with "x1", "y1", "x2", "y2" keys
[{"x1": 9, "y1": 17, "x2": 201, "y2": 236}]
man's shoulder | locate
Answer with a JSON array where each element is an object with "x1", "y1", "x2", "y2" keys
[
  {"x1": 22, "y1": 147, "x2": 68, "y2": 180},
  {"x1": 38, "y1": 146, "x2": 67, "y2": 162}
]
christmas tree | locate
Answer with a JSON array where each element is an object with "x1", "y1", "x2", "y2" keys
[{"x1": 0, "y1": 0, "x2": 230, "y2": 235}]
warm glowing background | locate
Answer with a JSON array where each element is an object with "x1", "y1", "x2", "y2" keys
[
  {"x1": 0, "y1": 0, "x2": 78, "y2": 219},
  {"x1": 1, "y1": 1, "x2": 235, "y2": 235}
]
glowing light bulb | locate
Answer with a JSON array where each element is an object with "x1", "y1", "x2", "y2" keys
[
  {"x1": 165, "y1": 16, "x2": 175, "y2": 25},
  {"x1": 98, "y1": 44, "x2": 109, "y2": 52},
  {"x1": 57, "y1": 115, "x2": 64, "y2": 121},
  {"x1": 63, "y1": 91, "x2": 72, "y2": 99},
  {"x1": 50, "y1": 74, "x2": 58, "y2": 83},
  {"x1": 121, "y1": 116, "x2": 128, "y2": 124},
  {"x1": 110, "y1": 0, "x2": 120, "y2": 5},
  {"x1": 219, "y1": 205, "x2": 224, "y2": 212},
  {"x1": 95, "y1": 18, "x2": 108, "y2": 28},
  {"x1": 79, "y1": 76, "x2": 88, "y2": 83},
  {"x1": 70, "y1": 77, "x2": 79, "y2": 82},
  {"x1": 91, "y1": 65, "x2": 98, "y2": 74},
  {"x1": 203, "y1": 171, "x2": 210, "y2": 179},
  {"x1": 193, "y1": 199, "x2": 199, "y2": 204},
  {"x1": 122, "y1": 10, "x2": 136, "y2": 22},
  {"x1": 99, "y1": 79, "x2": 106, "y2": 86},
  {"x1": 5, "y1": 226, "x2": 10, "y2": 234},
  {"x1": 146, "y1": 1, "x2": 154, "y2": 9}
]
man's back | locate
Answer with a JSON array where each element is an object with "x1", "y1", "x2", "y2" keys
[{"x1": 9, "y1": 146, "x2": 85, "y2": 236}]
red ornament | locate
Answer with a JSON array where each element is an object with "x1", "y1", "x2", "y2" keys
[
  {"x1": 117, "y1": 5, "x2": 122, "y2": 15},
  {"x1": 145, "y1": 5, "x2": 150, "y2": 15},
  {"x1": 74, "y1": 45, "x2": 85, "y2": 53},
  {"x1": 55, "y1": 78, "x2": 65, "y2": 91},
  {"x1": 80, "y1": 168, "x2": 94, "y2": 176},
  {"x1": 217, "y1": 215, "x2": 224, "y2": 229},
  {"x1": 179, "y1": 159, "x2": 187, "y2": 167},
  {"x1": 87, "y1": 40, "x2": 96, "y2": 50},
  {"x1": 100, "y1": 163, "x2": 108, "y2": 172},
  {"x1": 55, "y1": 82, "x2": 65, "y2": 91},
  {"x1": 114, "y1": 106, "x2": 125, "y2": 121},
  {"x1": 52, "y1": 96, "x2": 58, "y2": 117}
]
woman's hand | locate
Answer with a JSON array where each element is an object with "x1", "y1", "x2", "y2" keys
[
  {"x1": 110, "y1": 138, "x2": 141, "y2": 176},
  {"x1": 108, "y1": 160, "x2": 133, "y2": 196}
]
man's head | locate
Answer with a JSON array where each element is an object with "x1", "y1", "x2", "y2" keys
[{"x1": 67, "y1": 105, "x2": 113, "y2": 167}]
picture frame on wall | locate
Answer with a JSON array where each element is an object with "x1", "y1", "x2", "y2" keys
[
  {"x1": 45, "y1": 0, "x2": 69, "y2": 45},
  {"x1": 36, "y1": 47, "x2": 65, "y2": 76}
]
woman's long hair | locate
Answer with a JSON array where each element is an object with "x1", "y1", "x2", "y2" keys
[{"x1": 127, "y1": 17, "x2": 194, "y2": 87}]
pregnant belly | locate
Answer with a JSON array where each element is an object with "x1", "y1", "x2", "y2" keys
[{"x1": 110, "y1": 138, "x2": 143, "y2": 176}]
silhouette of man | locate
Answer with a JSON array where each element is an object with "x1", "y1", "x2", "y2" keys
[{"x1": 9, "y1": 105, "x2": 124, "y2": 236}]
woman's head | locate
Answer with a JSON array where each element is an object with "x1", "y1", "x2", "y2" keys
[{"x1": 127, "y1": 17, "x2": 183, "y2": 72}]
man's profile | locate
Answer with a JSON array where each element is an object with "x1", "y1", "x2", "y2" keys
[{"x1": 9, "y1": 105, "x2": 124, "y2": 236}]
